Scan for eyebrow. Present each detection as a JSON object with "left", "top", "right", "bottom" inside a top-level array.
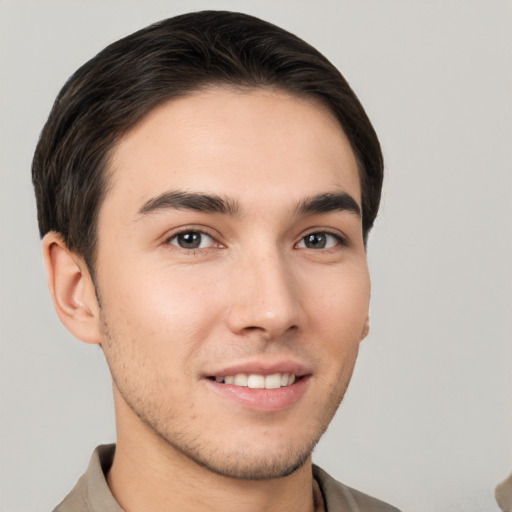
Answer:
[
  {"left": 137, "top": 190, "right": 360, "bottom": 219},
  {"left": 294, "top": 192, "right": 361, "bottom": 218},
  {"left": 138, "top": 191, "right": 241, "bottom": 217}
]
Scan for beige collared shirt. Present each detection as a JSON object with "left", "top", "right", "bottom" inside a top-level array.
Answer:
[{"left": 53, "top": 444, "right": 401, "bottom": 512}]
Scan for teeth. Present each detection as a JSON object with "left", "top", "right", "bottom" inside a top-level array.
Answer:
[
  {"left": 247, "top": 374, "right": 265, "bottom": 389},
  {"left": 214, "top": 372, "right": 298, "bottom": 389},
  {"left": 264, "top": 374, "right": 281, "bottom": 389},
  {"left": 234, "top": 374, "right": 248, "bottom": 386}
]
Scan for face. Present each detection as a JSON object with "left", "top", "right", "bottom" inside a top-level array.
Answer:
[{"left": 95, "top": 88, "right": 370, "bottom": 479}]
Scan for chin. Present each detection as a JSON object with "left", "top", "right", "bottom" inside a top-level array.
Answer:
[{"left": 170, "top": 439, "right": 315, "bottom": 480}]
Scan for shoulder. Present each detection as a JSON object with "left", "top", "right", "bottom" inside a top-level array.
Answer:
[
  {"left": 52, "top": 472, "right": 90, "bottom": 512},
  {"left": 495, "top": 472, "right": 512, "bottom": 512},
  {"left": 53, "top": 444, "right": 122, "bottom": 512},
  {"left": 313, "top": 465, "right": 401, "bottom": 512}
]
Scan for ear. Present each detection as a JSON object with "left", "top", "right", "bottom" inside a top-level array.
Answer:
[
  {"left": 360, "top": 315, "right": 370, "bottom": 341},
  {"left": 42, "top": 232, "right": 101, "bottom": 344}
]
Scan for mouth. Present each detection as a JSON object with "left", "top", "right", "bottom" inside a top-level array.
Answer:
[
  {"left": 204, "top": 361, "right": 310, "bottom": 412},
  {"left": 208, "top": 373, "right": 297, "bottom": 389}
]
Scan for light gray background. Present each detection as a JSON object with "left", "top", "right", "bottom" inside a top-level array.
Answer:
[{"left": 1, "top": 1, "right": 511, "bottom": 511}]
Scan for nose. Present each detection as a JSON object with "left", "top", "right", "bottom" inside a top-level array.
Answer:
[{"left": 225, "top": 248, "right": 303, "bottom": 339}]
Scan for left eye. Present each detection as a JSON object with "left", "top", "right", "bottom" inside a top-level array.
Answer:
[
  {"left": 168, "top": 231, "right": 214, "bottom": 250},
  {"left": 296, "top": 232, "right": 340, "bottom": 249}
]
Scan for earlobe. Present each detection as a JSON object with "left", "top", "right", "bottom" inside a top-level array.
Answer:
[
  {"left": 42, "top": 232, "right": 101, "bottom": 345},
  {"left": 360, "top": 316, "right": 370, "bottom": 341}
]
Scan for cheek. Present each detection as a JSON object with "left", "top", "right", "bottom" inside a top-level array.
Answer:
[
  {"left": 99, "top": 261, "right": 227, "bottom": 350},
  {"left": 303, "top": 264, "right": 370, "bottom": 343}
]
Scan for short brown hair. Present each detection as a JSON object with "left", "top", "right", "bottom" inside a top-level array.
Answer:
[{"left": 32, "top": 10, "right": 383, "bottom": 271}]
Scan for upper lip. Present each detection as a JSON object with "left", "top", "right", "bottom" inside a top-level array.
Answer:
[{"left": 206, "top": 359, "right": 311, "bottom": 378}]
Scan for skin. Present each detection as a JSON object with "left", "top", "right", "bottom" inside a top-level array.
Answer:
[{"left": 44, "top": 88, "right": 370, "bottom": 512}]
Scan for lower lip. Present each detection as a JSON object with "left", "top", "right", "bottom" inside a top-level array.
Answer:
[{"left": 204, "top": 376, "right": 310, "bottom": 412}]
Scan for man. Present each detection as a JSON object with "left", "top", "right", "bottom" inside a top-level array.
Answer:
[{"left": 32, "top": 10, "right": 400, "bottom": 512}]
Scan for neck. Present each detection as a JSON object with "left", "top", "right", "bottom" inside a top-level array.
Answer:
[{"left": 107, "top": 391, "right": 320, "bottom": 512}]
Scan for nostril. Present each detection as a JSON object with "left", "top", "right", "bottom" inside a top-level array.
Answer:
[{"left": 241, "top": 323, "right": 299, "bottom": 337}]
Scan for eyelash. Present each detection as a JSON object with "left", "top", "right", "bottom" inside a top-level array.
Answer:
[{"left": 165, "top": 228, "right": 347, "bottom": 253}]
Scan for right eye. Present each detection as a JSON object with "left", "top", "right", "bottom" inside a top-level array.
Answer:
[{"left": 167, "top": 231, "right": 215, "bottom": 250}]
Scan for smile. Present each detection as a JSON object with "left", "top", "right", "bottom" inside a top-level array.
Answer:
[{"left": 211, "top": 373, "right": 296, "bottom": 389}]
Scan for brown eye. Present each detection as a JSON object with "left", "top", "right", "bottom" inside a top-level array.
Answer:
[{"left": 169, "top": 231, "right": 214, "bottom": 249}]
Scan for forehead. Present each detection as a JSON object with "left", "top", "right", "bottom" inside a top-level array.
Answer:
[{"left": 104, "top": 87, "right": 361, "bottom": 215}]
